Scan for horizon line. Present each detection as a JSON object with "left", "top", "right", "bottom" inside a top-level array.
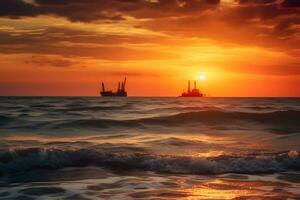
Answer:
[{"left": 0, "top": 95, "right": 299, "bottom": 98}]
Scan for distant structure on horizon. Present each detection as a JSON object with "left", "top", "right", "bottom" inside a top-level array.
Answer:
[
  {"left": 181, "top": 80, "right": 204, "bottom": 97},
  {"left": 100, "top": 77, "right": 127, "bottom": 97}
]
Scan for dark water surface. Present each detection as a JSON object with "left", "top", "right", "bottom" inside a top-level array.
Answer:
[{"left": 0, "top": 97, "right": 299, "bottom": 199}]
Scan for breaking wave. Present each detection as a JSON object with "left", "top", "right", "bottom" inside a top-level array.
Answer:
[{"left": 0, "top": 147, "right": 299, "bottom": 175}]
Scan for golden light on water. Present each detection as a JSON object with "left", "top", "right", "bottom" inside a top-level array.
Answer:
[
  {"left": 185, "top": 187, "right": 251, "bottom": 199},
  {"left": 194, "top": 151, "right": 225, "bottom": 158},
  {"left": 182, "top": 179, "right": 265, "bottom": 200}
]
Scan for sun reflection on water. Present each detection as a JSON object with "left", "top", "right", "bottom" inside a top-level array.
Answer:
[
  {"left": 178, "top": 179, "right": 277, "bottom": 199},
  {"left": 194, "top": 151, "right": 225, "bottom": 158}
]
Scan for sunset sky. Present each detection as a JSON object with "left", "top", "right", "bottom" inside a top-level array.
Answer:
[{"left": 0, "top": 0, "right": 300, "bottom": 96}]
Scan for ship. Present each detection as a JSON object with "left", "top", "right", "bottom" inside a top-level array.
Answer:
[
  {"left": 100, "top": 77, "right": 127, "bottom": 97},
  {"left": 181, "top": 80, "right": 204, "bottom": 97}
]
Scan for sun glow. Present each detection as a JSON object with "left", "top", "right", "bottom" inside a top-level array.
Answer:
[{"left": 199, "top": 74, "right": 206, "bottom": 81}]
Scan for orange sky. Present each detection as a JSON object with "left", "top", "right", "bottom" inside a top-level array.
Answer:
[{"left": 0, "top": 0, "right": 300, "bottom": 96}]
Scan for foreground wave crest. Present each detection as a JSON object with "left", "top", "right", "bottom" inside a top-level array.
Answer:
[{"left": 0, "top": 147, "right": 299, "bottom": 174}]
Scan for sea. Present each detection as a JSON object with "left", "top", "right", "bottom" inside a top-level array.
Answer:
[{"left": 0, "top": 97, "right": 299, "bottom": 199}]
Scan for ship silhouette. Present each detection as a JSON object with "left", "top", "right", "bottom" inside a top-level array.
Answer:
[
  {"left": 181, "top": 80, "right": 204, "bottom": 97},
  {"left": 100, "top": 77, "right": 127, "bottom": 97}
]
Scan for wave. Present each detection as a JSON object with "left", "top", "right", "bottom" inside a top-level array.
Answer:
[
  {"left": 1, "top": 110, "right": 300, "bottom": 132},
  {"left": 142, "top": 137, "right": 210, "bottom": 147},
  {"left": 142, "top": 106, "right": 222, "bottom": 114},
  {"left": 53, "top": 110, "right": 300, "bottom": 130},
  {"left": 55, "top": 105, "right": 132, "bottom": 112},
  {"left": 0, "top": 115, "right": 13, "bottom": 126},
  {"left": 0, "top": 147, "right": 299, "bottom": 174},
  {"left": 153, "top": 109, "right": 300, "bottom": 124}
]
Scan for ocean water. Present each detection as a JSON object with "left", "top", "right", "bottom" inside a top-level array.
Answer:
[{"left": 0, "top": 97, "right": 299, "bottom": 199}]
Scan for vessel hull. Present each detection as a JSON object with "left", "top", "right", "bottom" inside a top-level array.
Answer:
[{"left": 100, "top": 91, "right": 127, "bottom": 97}]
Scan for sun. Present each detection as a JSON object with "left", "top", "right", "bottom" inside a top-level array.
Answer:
[{"left": 199, "top": 74, "right": 206, "bottom": 81}]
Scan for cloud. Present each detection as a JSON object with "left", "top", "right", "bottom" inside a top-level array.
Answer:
[
  {"left": 1, "top": 0, "right": 298, "bottom": 51},
  {"left": 0, "top": 23, "right": 176, "bottom": 60},
  {"left": 224, "top": 63, "right": 300, "bottom": 75},
  {"left": 0, "top": 0, "right": 221, "bottom": 22},
  {"left": 0, "top": 0, "right": 39, "bottom": 19},
  {"left": 0, "top": 0, "right": 299, "bottom": 63},
  {"left": 282, "top": 0, "right": 300, "bottom": 8},
  {"left": 25, "top": 55, "right": 77, "bottom": 68},
  {"left": 0, "top": 0, "right": 124, "bottom": 22},
  {"left": 102, "top": 70, "right": 162, "bottom": 77},
  {"left": 237, "top": 0, "right": 277, "bottom": 5}
]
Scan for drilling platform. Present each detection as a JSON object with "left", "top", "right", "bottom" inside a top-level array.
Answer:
[
  {"left": 181, "top": 80, "right": 204, "bottom": 97},
  {"left": 100, "top": 77, "right": 127, "bottom": 97}
]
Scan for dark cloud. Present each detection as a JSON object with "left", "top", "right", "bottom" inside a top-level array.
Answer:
[
  {"left": 273, "top": 16, "right": 300, "bottom": 37},
  {"left": 125, "top": 0, "right": 220, "bottom": 19},
  {"left": 237, "top": 0, "right": 277, "bottom": 4},
  {"left": 0, "top": 0, "right": 124, "bottom": 22},
  {"left": 0, "top": 0, "right": 220, "bottom": 22},
  {"left": 228, "top": 4, "right": 296, "bottom": 21},
  {"left": 0, "top": 0, "right": 38, "bottom": 18},
  {"left": 282, "top": 0, "right": 300, "bottom": 8}
]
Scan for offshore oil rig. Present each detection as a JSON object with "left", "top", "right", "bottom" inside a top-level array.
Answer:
[
  {"left": 100, "top": 77, "right": 127, "bottom": 97},
  {"left": 181, "top": 80, "right": 204, "bottom": 97}
]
